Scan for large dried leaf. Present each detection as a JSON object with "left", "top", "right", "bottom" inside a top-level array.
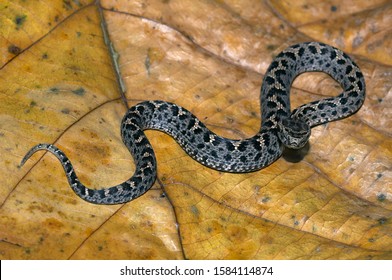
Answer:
[{"left": 0, "top": 0, "right": 391, "bottom": 259}]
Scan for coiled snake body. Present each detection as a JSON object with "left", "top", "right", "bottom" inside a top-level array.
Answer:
[{"left": 20, "top": 42, "right": 366, "bottom": 205}]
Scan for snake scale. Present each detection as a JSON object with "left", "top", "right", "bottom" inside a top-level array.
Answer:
[{"left": 20, "top": 42, "right": 365, "bottom": 205}]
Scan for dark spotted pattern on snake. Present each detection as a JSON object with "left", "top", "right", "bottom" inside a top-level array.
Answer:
[{"left": 20, "top": 42, "right": 366, "bottom": 204}]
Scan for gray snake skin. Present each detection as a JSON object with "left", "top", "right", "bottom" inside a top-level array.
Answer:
[{"left": 20, "top": 42, "right": 366, "bottom": 205}]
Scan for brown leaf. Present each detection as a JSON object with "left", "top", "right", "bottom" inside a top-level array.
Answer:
[{"left": 0, "top": 0, "right": 391, "bottom": 259}]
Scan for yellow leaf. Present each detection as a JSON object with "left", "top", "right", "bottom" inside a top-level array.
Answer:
[{"left": 0, "top": 0, "right": 391, "bottom": 259}]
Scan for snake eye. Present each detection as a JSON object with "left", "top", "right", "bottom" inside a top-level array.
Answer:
[{"left": 278, "top": 118, "right": 311, "bottom": 149}]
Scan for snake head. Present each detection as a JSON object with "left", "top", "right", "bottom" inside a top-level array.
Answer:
[{"left": 277, "top": 118, "right": 311, "bottom": 149}]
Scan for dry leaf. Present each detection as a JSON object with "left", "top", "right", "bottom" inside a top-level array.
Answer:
[{"left": 0, "top": 0, "right": 391, "bottom": 259}]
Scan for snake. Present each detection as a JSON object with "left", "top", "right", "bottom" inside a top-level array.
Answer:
[{"left": 20, "top": 42, "right": 366, "bottom": 205}]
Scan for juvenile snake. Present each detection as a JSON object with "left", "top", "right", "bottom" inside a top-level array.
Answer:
[{"left": 20, "top": 42, "right": 366, "bottom": 204}]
